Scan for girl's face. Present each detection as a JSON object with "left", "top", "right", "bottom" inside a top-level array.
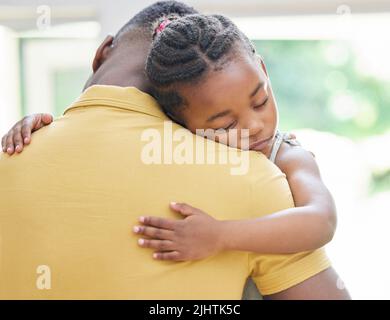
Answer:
[{"left": 177, "top": 53, "right": 279, "bottom": 156}]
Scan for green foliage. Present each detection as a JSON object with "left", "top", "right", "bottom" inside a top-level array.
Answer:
[
  {"left": 53, "top": 68, "right": 90, "bottom": 117},
  {"left": 253, "top": 40, "right": 390, "bottom": 139}
]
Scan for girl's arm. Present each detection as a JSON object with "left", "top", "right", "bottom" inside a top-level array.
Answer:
[
  {"left": 219, "top": 144, "right": 337, "bottom": 254},
  {"left": 133, "top": 144, "right": 337, "bottom": 261}
]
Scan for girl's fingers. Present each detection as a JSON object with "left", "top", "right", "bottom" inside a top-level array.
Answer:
[
  {"left": 21, "top": 123, "right": 32, "bottom": 145},
  {"left": 137, "top": 238, "right": 175, "bottom": 251},
  {"left": 33, "top": 113, "right": 53, "bottom": 130},
  {"left": 170, "top": 202, "right": 199, "bottom": 216},
  {"left": 1, "top": 134, "right": 6, "bottom": 152},
  {"left": 153, "top": 251, "right": 182, "bottom": 261},
  {"left": 139, "top": 216, "right": 176, "bottom": 230},
  {"left": 5, "top": 130, "right": 15, "bottom": 155},
  {"left": 13, "top": 128, "right": 24, "bottom": 153},
  {"left": 1, "top": 113, "right": 53, "bottom": 153},
  {"left": 20, "top": 113, "right": 52, "bottom": 145},
  {"left": 133, "top": 225, "right": 174, "bottom": 240},
  {"left": 41, "top": 113, "right": 54, "bottom": 126}
]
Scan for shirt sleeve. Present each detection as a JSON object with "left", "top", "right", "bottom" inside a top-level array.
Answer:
[
  {"left": 246, "top": 154, "right": 332, "bottom": 296},
  {"left": 249, "top": 248, "right": 331, "bottom": 296}
]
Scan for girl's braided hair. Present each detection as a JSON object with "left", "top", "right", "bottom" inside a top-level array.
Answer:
[{"left": 145, "top": 14, "right": 256, "bottom": 120}]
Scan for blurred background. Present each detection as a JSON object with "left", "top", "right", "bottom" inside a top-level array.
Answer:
[{"left": 0, "top": 0, "right": 389, "bottom": 299}]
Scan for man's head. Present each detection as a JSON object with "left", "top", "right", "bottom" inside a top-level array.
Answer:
[{"left": 84, "top": 1, "right": 198, "bottom": 92}]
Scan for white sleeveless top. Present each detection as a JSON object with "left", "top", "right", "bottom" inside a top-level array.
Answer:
[{"left": 268, "top": 131, "right": 301, "bottom": 163}]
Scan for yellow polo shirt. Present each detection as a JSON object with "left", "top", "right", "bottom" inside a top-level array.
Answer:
[{"left": 0, "top": 85, "right": 330, "bottom": 299}]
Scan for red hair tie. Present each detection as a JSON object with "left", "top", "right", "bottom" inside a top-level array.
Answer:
[{"left": 155, "top": 19, "right": 172, "bottom": 36}]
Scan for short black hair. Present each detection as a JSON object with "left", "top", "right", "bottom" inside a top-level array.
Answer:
[
  {"left": 114, "top": 1, "right": 198, "bottom": 43},
  {"left": 145, "top": 14, "right": 256, "bottom": 119}
]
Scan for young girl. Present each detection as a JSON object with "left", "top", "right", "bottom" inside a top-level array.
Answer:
[
  {"left": 1, "top": 14, "right": 337, "bottom": 262},
  {"left": 135, "top": 13, "right": 337, "bottom": 261}
]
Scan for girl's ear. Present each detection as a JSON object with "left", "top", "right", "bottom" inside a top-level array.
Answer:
[{"left": 256, "top": 54, "right": 269, "bottom": 78}]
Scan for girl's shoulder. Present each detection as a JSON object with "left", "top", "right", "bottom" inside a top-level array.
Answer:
[
  {"left": 273, "top": 133, "right": 316, "bottom": 174},
  {"left": 269, "top": 131, "right": 302, "bottom": 163}
]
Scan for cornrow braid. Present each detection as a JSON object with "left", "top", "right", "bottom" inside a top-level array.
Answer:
[
  {"left": 114, "top": 1, "right": 197, "bottom": 43},
  {"left": 145, "top": 14, "right": 256, "bottom": 119}
]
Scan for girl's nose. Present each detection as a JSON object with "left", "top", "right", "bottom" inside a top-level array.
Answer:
[{"left": 247, "top": 117, "right": 264, "bottom": 138}]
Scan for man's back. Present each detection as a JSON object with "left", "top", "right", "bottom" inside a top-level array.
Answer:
[{"left": 0, "top": 86, "right": 330, "bottom": 299}]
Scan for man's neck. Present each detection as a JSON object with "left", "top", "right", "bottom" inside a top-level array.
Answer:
[
  {"left": 85, "top": 64, "right": 151, "bottom": 94},
  {"left": 84, "top": 42, "right": 152, "bottom": 94},
  {"left": 87, "top": 74, "right": 149, "bottom": 93}
]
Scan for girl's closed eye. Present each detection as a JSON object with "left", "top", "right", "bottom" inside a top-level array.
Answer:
[
  {"left": 223, "top": 121, "right": 237, "bottom": 130},
  {"left": 215, "top": 120, "right": 237, "bottom": 131},
  {"left": 254, "top": 96, "right": 269, "bottom": 109}
]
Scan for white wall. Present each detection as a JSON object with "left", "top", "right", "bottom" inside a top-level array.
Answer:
[
  {"left": 0, "top": 26, "right": 20, "bottom": 136},
  {"left": 22, "top": 37, "right": 98, "bottom": 115}
]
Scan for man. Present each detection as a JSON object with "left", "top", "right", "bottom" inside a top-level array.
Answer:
[{"left": 0, "top": 1, "right": 350, "bottom": 299}]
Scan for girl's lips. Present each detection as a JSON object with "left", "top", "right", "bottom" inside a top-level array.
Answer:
[{"left": 249, "top": 136, "right": 273, "bottom": 151}]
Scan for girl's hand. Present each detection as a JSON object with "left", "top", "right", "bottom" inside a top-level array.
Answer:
[
  {"left": 133, "top": 202, "right": 224, "bottom": 261},
  {"left": 1, "top": 113, "right": 53, "bottom": 155}
]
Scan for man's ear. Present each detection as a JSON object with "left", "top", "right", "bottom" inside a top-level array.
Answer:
[
  {"left": 92, "top": 35, "right": 114, "bottom": 73},
  {"left": 256, "top": 54, "right": 269, "bottom": 78}
]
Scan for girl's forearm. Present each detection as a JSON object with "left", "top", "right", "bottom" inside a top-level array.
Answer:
[{"left": 218, "top": 206, "right": 336, "bottom": 254}]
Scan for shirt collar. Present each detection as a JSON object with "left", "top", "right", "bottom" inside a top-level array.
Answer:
[{"left": 64, "top": 85, "right": 167, "bottom": 119}]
